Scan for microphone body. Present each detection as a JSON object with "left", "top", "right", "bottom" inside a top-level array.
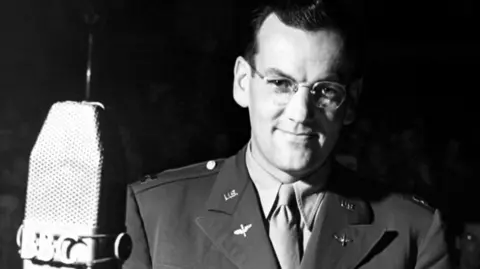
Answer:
[{"left": 17, "top": 101, "right": 131, "bottom": 268}]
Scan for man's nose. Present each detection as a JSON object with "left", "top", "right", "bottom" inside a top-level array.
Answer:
[{"left": 283, "top": 86, "right": 315, "bottom": 123}]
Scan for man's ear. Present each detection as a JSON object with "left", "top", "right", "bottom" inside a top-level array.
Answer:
[
  {"left": 343, "top": 77, "right": 363, "bottom": 125},
  {"left": 233, "top": 56, "right": 251, "bottom": 108}
]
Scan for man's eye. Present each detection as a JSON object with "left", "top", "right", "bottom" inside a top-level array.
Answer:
[
  {"left": 321, "top": 87, "right": 339, "bottom": 98},
  {"left": 266, "top": 79, "right": 293, "bottom": 92}
]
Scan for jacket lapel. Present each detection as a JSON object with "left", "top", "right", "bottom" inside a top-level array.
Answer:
[
  {"left": 195, "top": 147, "right": 278, "bottom": 269},
  {"left": 301, "top": 164, "right": 390, "bottom": 269}
]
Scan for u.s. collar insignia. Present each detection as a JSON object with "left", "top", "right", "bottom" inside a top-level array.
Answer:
[
  {"left": 340, "top": 200, "right": 355, "bottom": 211},
  {"left": 224, "top": 189, "right": 238, "bottom": 201}
]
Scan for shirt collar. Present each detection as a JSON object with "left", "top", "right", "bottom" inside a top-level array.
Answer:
[
  {"left": 245, "top": 141, "right": 330, "bottom": 230},
  {"left": 245, "top": 142, "right": 281, "bottom": 219}
]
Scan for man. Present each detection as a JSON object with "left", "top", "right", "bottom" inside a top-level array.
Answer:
[{"left": 124, "top": 1, "right": 451, "bottom": 268}]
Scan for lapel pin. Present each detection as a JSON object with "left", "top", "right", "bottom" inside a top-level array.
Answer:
[
  {"left": 340, "top": 200, "right": 355, "bottom": 211},
  {"left": 223, "top": 189, "right": 238, "bottom": 201},
  {"left": 234, "top": 224, "right": 252, "bottom": 237},
  {"left": 334, "top": 234, "right": 352, "bottom": 247}
]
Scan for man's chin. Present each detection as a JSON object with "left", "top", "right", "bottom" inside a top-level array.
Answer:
[{"left": 276, "top": 158, "right": 321, "bottom": 177}]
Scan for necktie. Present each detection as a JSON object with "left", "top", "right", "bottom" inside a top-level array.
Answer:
[{"left": 269, "top": 184, "right": 301, "bottom": 269}]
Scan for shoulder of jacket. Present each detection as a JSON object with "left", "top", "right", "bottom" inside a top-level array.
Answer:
[
  {"left": 407, "top": 195, "right": 435, "bottom": 212},
  {"left": 371, "top": 192, "right": 436, "bottom": 214},
  {"left": 130, "top": 158, "right": 225, "bottom": 194},
  {"left": 399, "top": 194, "right": 436, "bottom": 214}
]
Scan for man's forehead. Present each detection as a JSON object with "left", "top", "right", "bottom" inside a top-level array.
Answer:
[
  {"left": 255, "top": 13, "right": 345, "bottom": 79},
  {"left": 257, "top": 14, "right": 294, "bottom": 41}
]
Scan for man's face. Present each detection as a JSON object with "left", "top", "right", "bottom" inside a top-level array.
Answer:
[
  {"left": 459, "top": 223, "right": 480, "bottom": 268},
  {"left": 234, "top": 14, "right": 358, "bottom": 181}
]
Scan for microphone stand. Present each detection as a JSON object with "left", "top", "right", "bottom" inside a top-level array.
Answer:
[{"left": 84, "top": 12, "right": 99, "bottom": 101}]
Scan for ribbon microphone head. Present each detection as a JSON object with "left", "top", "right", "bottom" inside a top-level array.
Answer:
[{"left": 18, "top": 101, "right": 131, "bottom": 268}]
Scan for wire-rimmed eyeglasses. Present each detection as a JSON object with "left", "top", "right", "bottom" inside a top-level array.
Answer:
[{"left": 247, "top": 62, "right": 347, "bottom": 110}]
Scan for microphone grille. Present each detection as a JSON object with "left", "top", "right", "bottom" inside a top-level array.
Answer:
[{"left": 25, "top": 101, "right": 105, "bottom": 227}]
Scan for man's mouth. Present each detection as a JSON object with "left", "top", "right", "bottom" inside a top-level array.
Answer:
[{"left": 279, "top": 129, "right": 318, "bottom": 137}]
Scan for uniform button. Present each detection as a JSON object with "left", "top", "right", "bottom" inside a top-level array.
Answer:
[{"left": 206, "top": 160, "right": 216, "bottom": 170}]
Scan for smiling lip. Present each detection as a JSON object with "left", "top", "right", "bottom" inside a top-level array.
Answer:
[{"left": 279, "top": 129, "right": 317, "bottom": 137}]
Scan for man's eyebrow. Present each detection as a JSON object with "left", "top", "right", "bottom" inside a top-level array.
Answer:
[
  {"left": 264, "top": 67, "right": 341, "bottom": 83},
  {"left": 263, "top": 67, "right": 296, "bottom": 81}
]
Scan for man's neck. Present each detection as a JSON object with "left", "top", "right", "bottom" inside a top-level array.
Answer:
[{"left": 249, "top": 141, "right": 331, "bottom": 187}]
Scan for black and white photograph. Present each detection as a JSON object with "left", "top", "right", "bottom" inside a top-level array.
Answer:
[{"left": 0, "top": 0, "right": 478, "bottom": 268}]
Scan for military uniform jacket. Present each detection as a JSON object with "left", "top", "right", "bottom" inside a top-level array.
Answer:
[{"left": 124, "top": 146, "right": 450, "bottom": 269}]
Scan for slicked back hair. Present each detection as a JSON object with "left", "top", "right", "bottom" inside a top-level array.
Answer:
[{"left": 244, "top": 0, "right": 366, "bottom": 82}]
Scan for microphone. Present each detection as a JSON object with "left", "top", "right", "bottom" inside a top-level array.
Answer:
[{"left": 17, "top": 101, "right": 132, "bottom": 268}]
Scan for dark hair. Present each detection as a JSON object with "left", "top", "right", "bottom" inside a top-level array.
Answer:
[{"left": 244, "top": 0, "right": 366, "bottom": 81}]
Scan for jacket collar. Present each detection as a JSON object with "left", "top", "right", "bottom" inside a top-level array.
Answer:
[
  {"left": 300, "top": 162, "right": 393, "bottom": 269},
  {"left": 196, "top": 145, "right": 279, "bottom": 269}
]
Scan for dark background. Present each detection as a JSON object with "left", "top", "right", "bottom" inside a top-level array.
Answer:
[
  {"left": 0, "top": 0, "right": 478, "bottom": 267},
  {"left": 1, "top": 0, "right": 478, "bottom": 173}
]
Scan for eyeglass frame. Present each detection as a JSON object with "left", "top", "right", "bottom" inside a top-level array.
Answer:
[{"left": 246, "top": 61, "right": 348, "bottom": 110}]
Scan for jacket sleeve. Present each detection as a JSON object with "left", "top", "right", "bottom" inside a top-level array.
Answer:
[
  {"left": 123, "top": 185, "right": 152, "bottom": 269},
  {"left": 415, "top": 209, "right": 452, "bottom": 269}
]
